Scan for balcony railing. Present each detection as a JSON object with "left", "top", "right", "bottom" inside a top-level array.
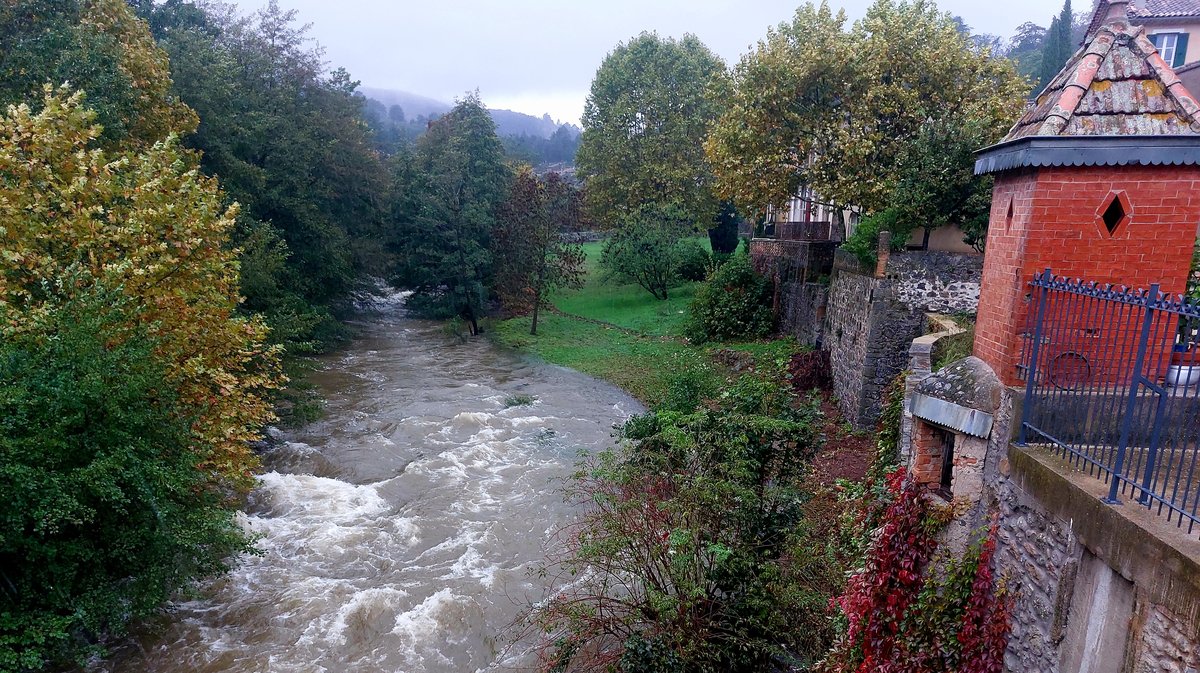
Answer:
[{"left": 764, "top": 221, "right": 833, "bottom": 241}]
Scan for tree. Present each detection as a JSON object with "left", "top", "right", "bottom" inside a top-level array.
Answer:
[
  {"left": 395, "top": 93, "right": 510, "bottom": 335},
  {"left": 0, "top": 0, "right": 196, "bottom": 147},
  {"left": 0, "top": 89, "right": 281, "bottom": 492},
  {"left": 576, "top": 32, "right": 728, "bottom": 229},
  {"left": 704, "top": 3, "right": 855, "bottom": 218},
  {"left": 529, "top": 387, "right": 838, "bottom": 672},
  {"left": 1038, "top": 0, "right": 1074, "bottom": 89},
  {"left": 684, "top": 254, "right": 774, "bottom": 344},
  {"left": 707, "top": 1, "right": 1025, "bottom": 236},
  {"left": 492, "top": 168, "right": 587, "bottom": 335},
  {"left": 0, "top": 289, "right": 254, "bottom": 670},
  {"left": 600, "top": 205, "right": 691, "bottom": 300},
  {"left": 141, "top": 0, "right": 389, "bottom": 351}
]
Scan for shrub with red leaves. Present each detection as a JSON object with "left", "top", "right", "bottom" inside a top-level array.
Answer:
[
  {"left": 820, "top": 469, "right": 1012, "bottom": 673},
  {"left": 787, "top": 349, "right": 831, "bottom": 392}
]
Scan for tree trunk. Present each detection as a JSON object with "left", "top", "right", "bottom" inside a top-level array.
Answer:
[{"left": 530, "top": 302, "right": 540, "bottom": 336}]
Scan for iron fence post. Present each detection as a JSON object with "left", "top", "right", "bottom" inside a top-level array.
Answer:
[
  {"left": 1019, "top": 269, "right": 1054, "bottom": 446},
  {"left": 1106, "top": 283, "right": 1161, "bottom": 505}
]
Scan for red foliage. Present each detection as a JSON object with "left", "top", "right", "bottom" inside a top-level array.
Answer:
[
  {"left": 957, "top": 527, "right": 1013, "bottom": 673},
  {"left": 830, "top": 468, "right": 940, "bottom": 673},
  {"left": 787, "top": 349, "right": 832, "bottom": 392},
  {"left": 822, "top": 469, "right": 1012, "bottom": 673}
]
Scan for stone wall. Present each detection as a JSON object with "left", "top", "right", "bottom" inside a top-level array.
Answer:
[
  {"left": 751, "top": 238, "right": 838, "bottom": 347},
  {"left": 779, "top": 281, "right": 828, "bottom": 347},
  {"left": 885, "top": 251, "right": 983, "bottom": 314},
  {"left": 962, "top": 388, "right": 1200, "bottom": 673},
  {"left": 825, "top": 267, "right": 928, "bottom": 428}
]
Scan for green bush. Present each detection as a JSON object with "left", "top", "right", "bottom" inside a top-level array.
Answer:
[
  {"left": 659, "top": 364, "right": 721, "bottom": 413},
  {"left": 0, "top": 294, "right": 253, "bottom": 670},
  {"left": 840, "top": 207, "right": 904, "bottom": 266},
  {"left": 673, "top": 239, "right": 712, "bottom": 281},
  {"left": 684, "top": 254, "right": 774, "bottom": 344},
  {"left": 535, "top": 398, "right": 839, "bottom": 672}
]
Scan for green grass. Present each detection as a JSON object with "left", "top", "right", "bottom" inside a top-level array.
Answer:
[
  {"left": 493, "top": 238, "right": 805, "bottom": 408},
  {"left": 493, "top": 313, "right": 712, "bottom": 404},
  {"left": 550, "top": 239, "right": 708, "bottom": 336}
]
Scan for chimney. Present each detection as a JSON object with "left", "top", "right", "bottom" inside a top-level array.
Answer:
[{"left": 1105, "top": 0, "right": 1129, "bottom": 22}]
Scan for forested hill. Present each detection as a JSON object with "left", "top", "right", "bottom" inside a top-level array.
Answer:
[{"left": 358, "top": 86, "right": 582, "bottom": 165}]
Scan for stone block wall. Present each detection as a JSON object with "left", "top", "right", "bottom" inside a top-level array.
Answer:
[
  {"left": 885, "top": 251, "right": 983, "bottom": 314},
  {"left": 962, "top": 388, "right": 1200, "bottom": 673},
  {"left": 779, "top": 281, "right": 828, "bottom": 347},
  {"left": 825, "top": 249, "right": 982, "bottom": 428}
]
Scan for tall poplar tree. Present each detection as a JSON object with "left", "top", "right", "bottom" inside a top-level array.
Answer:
[{"left": 1038, "top": 0, "right": 1075, "bottom": 89}]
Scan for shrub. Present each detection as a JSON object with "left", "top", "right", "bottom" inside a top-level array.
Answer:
[
  {"left": 532, "top": 401, "right": 839, "bottom": 672},
  {"left": 0, "top": 292, "right": 253, "bottom": 670},
  {"left": 659, "top": 364, "right": 721, "bottom": 413},
  {"left": 684, "top": 254, "right": 774, "bottom": 344},
  {"left": 674, "top": 239, "right": 712, "bottom": 281},
  {"left": 600, "top": 205, "right": 689, "bottom": 300},
  {"left": 788, "top": 350, "right": 832, "bottom": 392}
]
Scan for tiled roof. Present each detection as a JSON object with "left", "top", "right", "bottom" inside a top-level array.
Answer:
[
  {"left": 1129, "top": 0, "right": 1200, "bottom": 19},
  {"left": 1004, "top": 11, "right": 1200, "bottom": 141},
  {"left": 1086, "top": 1, "right": 1200, "bottom": 44}
]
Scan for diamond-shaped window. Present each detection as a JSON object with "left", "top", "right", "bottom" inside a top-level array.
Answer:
[{"left": 1098, "top": 192, "right": 1132, "bottom": 237}]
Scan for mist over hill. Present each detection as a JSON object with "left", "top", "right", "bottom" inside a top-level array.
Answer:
[{"left": 359, "top": 86, "right": 580, "bottom": 139}]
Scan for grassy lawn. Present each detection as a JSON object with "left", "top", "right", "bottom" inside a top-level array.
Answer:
[
  {"left": 491, "top": 312, "right": 713, "bottom": 404},
  {"left": 493, "top": 237, "right": 807, "bottom": 407},
  {"left": 550, "top": 239, "right": 708, "bottom": 336}
]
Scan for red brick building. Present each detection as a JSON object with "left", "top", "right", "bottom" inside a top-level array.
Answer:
[{"left": 973, "top": 0, "right": 1200, "bottom": 386}]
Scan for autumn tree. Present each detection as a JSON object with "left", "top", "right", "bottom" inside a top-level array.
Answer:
[
  {"left": 707, "top": 0, "right": 1026, "bottom": 240},
  {"left": 393, "top": 93, "right": 510, "bottom": 335},
  {"left": 492, "top": 169, "right": 587, "bottom": 335},
  {"left": 704, "top": 3, "right": 852, "bottom": 222},
  {"left": 0, "top": 89, "right": 281, "bottom": 491},
  {"left": 576, "top": 32, "right": 729, "bottom": 230},
  {"left": 136, "top": 0, "right": 389, "bottom": 350},
  {"left": 0, "top": 0, "right": 196, "bottom": 147}
]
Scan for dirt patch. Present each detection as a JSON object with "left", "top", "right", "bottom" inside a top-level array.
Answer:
[{"left": 810, "top": 394, "right": 875, "bottom": 484}]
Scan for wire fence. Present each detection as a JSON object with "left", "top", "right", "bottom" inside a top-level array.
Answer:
[{"left": 1019, "top": 269, "right": 1200, "bottom": 535}]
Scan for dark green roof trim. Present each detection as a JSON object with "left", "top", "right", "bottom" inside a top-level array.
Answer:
[{"left": 975, "top": 135, "right": 1200, "bottom": 175}]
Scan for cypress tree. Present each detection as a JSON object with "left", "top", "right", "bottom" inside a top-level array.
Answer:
[{"left": 1038, "top": 0, "right": 1075, "bottom": 89}]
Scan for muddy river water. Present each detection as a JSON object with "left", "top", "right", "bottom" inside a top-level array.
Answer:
[{"left": 99, "top": 294, "right": 640, "bottom": 673}]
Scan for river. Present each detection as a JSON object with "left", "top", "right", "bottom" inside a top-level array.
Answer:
[{"left": 98, "top": 293, "right": 641, "bottom": 673}]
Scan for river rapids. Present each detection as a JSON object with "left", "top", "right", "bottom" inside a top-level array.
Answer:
[{"left": 97, "top": 293, "right": 641, "bottom": 673}]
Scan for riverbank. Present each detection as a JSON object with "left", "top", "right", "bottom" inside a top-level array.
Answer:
[{"left": 491, "top": 240, "right": 786, "bottom": 406}]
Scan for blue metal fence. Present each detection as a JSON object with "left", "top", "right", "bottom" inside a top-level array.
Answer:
[{"left": 1019, "top": 269, "right": 1200, "bottom": 535}]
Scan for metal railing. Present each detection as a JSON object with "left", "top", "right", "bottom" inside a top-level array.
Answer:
[
  {"left": 764, "top": 221, "right": 833, "bottom": 241},
  {"left": 1019, "top": 269, "right": 1200, "bottom": 535}
]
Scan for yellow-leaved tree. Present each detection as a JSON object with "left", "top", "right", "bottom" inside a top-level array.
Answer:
[{"left": 0, "top": 88, "right": 280, "bottom": 492}]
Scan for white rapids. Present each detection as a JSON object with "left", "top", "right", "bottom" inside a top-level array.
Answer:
[{"left": 97, "top": 294, "right": 640, "bottom": 673}]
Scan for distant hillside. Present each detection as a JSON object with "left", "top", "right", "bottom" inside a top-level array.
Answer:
[
  {"left": 359, "top": 86, "right": 580, "bottom": 140},
  {"left": 358, "top": 87, "right": 450, "bottom": 120}
]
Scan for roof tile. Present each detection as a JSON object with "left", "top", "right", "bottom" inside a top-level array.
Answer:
[{"left": 1001, "top": 13, "right": 1200, "bottom": 141}]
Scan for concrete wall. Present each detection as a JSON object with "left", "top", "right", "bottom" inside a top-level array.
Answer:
[{"left": 960, "top": 388, "right": 1200, "bottom": 673}]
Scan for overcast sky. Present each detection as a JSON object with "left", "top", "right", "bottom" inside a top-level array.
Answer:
[{"left": 253, "top": 0, "right": 1074, "bottom": 124}]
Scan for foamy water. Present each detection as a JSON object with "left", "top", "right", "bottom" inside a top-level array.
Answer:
[{"left": 97, "top": 295, "right": 640, "bottom": 673}]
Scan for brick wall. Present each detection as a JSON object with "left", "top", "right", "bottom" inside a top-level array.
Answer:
[{"left": 975, "top": 165, "right": 1200, "bottom": 385}]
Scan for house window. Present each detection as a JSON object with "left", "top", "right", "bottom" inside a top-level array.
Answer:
[{"left": 1150, "top": 32, "right": 1189, "bottom": 68}]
